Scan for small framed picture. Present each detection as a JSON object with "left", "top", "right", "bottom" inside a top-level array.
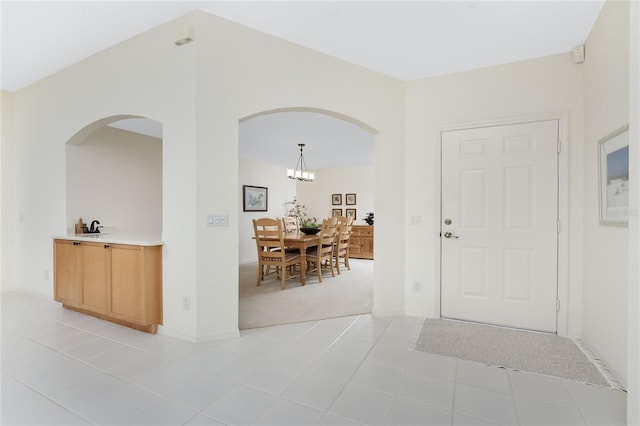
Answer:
[
  {"left": 346, "top": 193, "right": 356, "bottom": 205},
  {"left": 243, "top": 185, "right": 268, "bottom": 212},
  {"left": 332, "top": 208, "right": 343, "bottom": 217},
  {"left": 332, "top": 194, "right": 342, "bottom": 205},
  {"left": 346, "top": 208, "right": 357, "bottom": 219},
  {"left": 599, "top": 125, "right": 629, "bottom": 226}
]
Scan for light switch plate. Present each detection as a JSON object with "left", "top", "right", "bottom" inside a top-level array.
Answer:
[{"left": 207, "top": 213, "right": 228, "bottom": 226}]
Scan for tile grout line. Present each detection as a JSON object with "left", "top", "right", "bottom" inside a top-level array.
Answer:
[
  {"left": 247, "top": 314, "right": 368, "bottom": 424},
  {"left": 1, "top": 368, "right": 96, "bottom": 425},
  {"left": 273, "top": 314, "right": 394, "bottom": 422},
  {"left": 12, "top": 314, "right": 233, "bottom": 423},
  {"left": 323, "top": 316, "right": 412, "bottom": 424}
]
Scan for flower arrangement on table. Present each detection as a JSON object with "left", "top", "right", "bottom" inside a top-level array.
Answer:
[
  {"left": 300, "top": 219, "right": 319, "bottom": 229},
  {"left": 285, "top": 197, "right": 318, "bottom": 232},
  {"left": 363, "top": 212, "right": 374, "bottom": 225}
]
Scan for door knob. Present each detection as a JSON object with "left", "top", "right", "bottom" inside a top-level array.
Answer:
[{"left": 443, "top": 232, "right": 459, "bottom": 239}]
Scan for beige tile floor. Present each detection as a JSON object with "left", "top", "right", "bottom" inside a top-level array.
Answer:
[{"left": 1, "top": 291, "right": 627, "bottom": 425}]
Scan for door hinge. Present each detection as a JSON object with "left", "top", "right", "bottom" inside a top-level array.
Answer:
[
  {"left": 557, "top": 220, "right": 561, "bottom": 233},
  {"left": 556, "top": 299, "right": 561, "bottom": 312},
  {"left": 557, "top": 141, "right": 562, "bottom": 153}
]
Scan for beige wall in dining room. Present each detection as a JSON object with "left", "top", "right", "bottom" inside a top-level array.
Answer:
[
  {"left": 296, "top": 164, "right": 374, "bottom": 226},
  {"left": 239, "top": 156, "right": 296, "bottom": 264},
  {"left": 238, "top": 159, "right": 373, "bottom": 264}
]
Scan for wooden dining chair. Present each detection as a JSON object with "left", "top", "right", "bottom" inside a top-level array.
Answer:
[
  {"left": 306, "top": 218, "right": 338, "bottom": 282},
  {"left": 282, "top": 216, "right": 300, "bottom": 233},
  {"left": 333, "top": 223, "right": 352, "bottom": 274},
  {"left": 323, "top": 216, "right": 339, "bottom": 237},
  {"left": 281, "top": 216, "right": 302, "bottom": 260},
  {"left": 336, "top": 216, "right": 353, "bottom": 231},
  {"left": 253, "top": 218, "right": 301, "bottom": 289},
  {"left": 315, "top": 216, "right": 339, "bottom": 267}
]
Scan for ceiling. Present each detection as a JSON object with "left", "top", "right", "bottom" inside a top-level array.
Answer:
[{"left": 1, "top": 1, "right": 605, "bottom": 168}]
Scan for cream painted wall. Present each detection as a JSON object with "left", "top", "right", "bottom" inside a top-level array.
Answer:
[
  {"left": 627, "top": 1, "right": 639, "bottom": 421},
  {"left": 296, "top": 165, "right": 374, "bottom": 226},
  {"left": 1, "top": 90, "right": 17, "bottom": 291},
  {"left": 582, "top": 0, "right": 630, "bottom": 385},
  {"left": 3, "top": 11, "right": 406, "bottom": 341},
  {"left": 405, "top": 54, "right": 584, "bottom": 326},
  {"left": 66, "top": 126, "right": 162, "bottom": 234},
  {"left": 6, "top": 14, "right": 200, "bottom": 338},
  {"left": 192, "top": 12, "right": 406, "bottom": 338},
  {"left": 239, "top": 156, "right": 296, "bottom": 264}
]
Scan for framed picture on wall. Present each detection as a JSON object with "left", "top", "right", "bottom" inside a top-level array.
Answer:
[
  {"left": 346, "top": 193, "right": 356, "bottom": 205},
  {"left": 346, "top": 208, "right": 357, "bottom": 219},
  {"left": 243, "top": 185, "right": 268, "bottom": 212},
  {"left": 332, "top": 208, "right": 343, "bottom": 217},
  {"left": 599, "top": 125, "right": 629, "bottom": 226},
  {"left": 332, "top": 194, "right": 342, "bottom": 205}
]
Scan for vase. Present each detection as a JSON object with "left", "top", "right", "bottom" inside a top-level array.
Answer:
[{"left": 300, "top": 227, "right": 321, "bottom": 235}]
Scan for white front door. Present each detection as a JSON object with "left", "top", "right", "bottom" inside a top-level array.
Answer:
[{"left": 441, "top": 120, "right": 559, "bottom": 332}]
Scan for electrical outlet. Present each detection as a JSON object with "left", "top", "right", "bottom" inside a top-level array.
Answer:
[
  {"left": 409, "top": 214, "right": 423, "bottom": 225},
  {"left": 44, "top": 270, "right": 50, "bottom": 280},
  {"left": 413, "top": 281, "right": 422, "bottom": 292},
  {"left": 182, "top": 296, "right": 191, "bottom": 310}
]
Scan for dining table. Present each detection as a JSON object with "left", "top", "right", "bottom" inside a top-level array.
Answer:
[{"left": 282, "top": 232, "right": 320, "bottom": 285}]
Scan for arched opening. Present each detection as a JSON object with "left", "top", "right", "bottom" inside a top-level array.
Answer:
[
  {"left": 65, "top": 115, "right": 163, "bottom": 235},
  {"left": 238, "top": 107, "right": 377, "bottom": 329}
]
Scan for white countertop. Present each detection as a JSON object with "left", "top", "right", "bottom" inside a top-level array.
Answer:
[{"left": 53, "top": 233, "right": 164, "bottom": 246}]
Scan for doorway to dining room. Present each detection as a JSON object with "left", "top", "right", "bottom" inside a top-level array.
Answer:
[{"left": 238, "top": 108, "right": 376, "bottom": 329}]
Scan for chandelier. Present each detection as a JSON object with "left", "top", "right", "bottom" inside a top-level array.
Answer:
[{"left": 287, "top": 143, "right": 315, "bottom": 181}]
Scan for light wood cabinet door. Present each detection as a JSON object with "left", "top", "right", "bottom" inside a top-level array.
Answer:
[
  {"left": 53, "top": 240, "right": 81, "bottom": 307},
  {"left": 80, "top": 242, "right": 110, "bottom": 314},
  {"left": 361, "top": 234, "right": 374, "bottom": 257},
  {"left": 110, "top": 244, "right": 162, "bottom": 327},
  {"left": 110, "top": 244, "right": 144, "bottom": 322},
  {"left": 350, "top": 225, "right": 374, "bottom": 259}
]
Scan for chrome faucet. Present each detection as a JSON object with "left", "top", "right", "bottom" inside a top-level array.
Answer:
[{"left": 89, "top": 220, "right": 101, "bottom": 233}]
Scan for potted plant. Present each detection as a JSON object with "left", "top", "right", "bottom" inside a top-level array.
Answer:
[
  {"left": 363, "top": 212, "right": 374, "bottom": 225},
  {"left": 300, "top": 218, "right": 321, "bottom": 234}
]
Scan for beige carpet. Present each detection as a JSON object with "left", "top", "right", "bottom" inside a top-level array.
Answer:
[
  {"left": 239, "top": 258, "right": 373, "bottom": 330},
  {"left": 413, "top": 318, "right": 613, "bottom": 387}
]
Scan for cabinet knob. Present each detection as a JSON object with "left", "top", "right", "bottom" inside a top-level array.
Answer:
[{"left": 104, "top": 244, "right": 110, "bottom": 249}]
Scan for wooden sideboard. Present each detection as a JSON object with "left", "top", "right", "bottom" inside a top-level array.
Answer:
[{"left": 350, "top": 225, "right": 374, "bottom": 259}]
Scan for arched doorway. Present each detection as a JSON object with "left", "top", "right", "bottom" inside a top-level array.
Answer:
[
  {"left": 65, "top": 116, "right": 163, "bottom": 235},
  {"left": 238, "top": 108, "right": 377, "bottom": 329}
]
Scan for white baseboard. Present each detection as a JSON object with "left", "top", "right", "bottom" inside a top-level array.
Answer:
[
  {"left": 158, "top": 326, "right": 240, "bottom": 343},
  {"left": 371, "top": 308, "right": 405, "bottom": 318}
]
